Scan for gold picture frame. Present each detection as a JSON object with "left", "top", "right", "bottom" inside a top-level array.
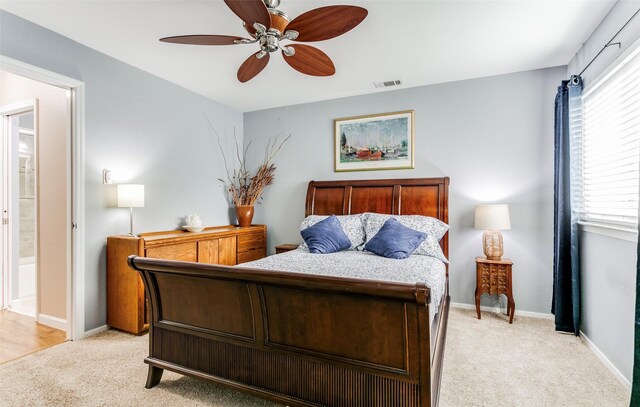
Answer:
[{"left": 334, "top": 110, "right": 415, "bottom": 172}]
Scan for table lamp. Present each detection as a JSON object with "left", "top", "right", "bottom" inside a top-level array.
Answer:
[
  {"left": 474, "top": 204, "right": 511, "bottom": 261},
  {"left": 117, "top": 184, "right": 144, "bottom": 236}
]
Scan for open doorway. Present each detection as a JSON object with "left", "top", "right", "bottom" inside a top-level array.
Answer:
[
  {"left": 0, "top": 70, "right": 72, "bottom": 362},
  {"left": 0, "top": 56, "right": 86, "bottom": 344}
]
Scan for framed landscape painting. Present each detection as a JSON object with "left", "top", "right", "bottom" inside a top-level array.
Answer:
[{"left": 334, "top": 110, "right": 414, "bottom": 172}]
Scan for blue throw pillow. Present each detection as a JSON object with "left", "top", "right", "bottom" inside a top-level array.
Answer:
[
  {"left": 301, "top": 215, "right": 351, "bottom": 254},
  {"left": 364, "top": 218, "right": 427, "bottom": 259}
]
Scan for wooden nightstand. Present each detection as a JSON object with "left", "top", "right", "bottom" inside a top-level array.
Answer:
[
  {"left": 475, "top": 257, "right": 515, "bottom": 324},
  {"left": 275, "top": 243, "right": 299, "bottom": 254}
]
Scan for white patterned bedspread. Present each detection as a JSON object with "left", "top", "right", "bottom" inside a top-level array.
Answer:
[{"left": 240, "top": 247, "right": 447, "bottom": 323}]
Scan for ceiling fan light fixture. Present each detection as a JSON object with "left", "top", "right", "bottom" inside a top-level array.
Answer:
[{"left": 259, "top": 34, "right": 280, "bottom": 52}]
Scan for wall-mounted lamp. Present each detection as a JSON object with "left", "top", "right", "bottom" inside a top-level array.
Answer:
[
  {"left": 117, "top": 184, "right": 144, "bottom": 236},
  {"left": 474, "top": 204, "right": 511, "bottom": 261}
]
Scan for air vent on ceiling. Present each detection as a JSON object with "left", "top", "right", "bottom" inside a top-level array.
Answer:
[{"left": 374, "top": 80, "right": 403, "bottom": 89}]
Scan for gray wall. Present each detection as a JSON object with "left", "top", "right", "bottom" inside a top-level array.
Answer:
[
  {"left": 1, "top": 10, "right": 243, "bottom": 331},
  {"left": 567, "top": 0, "right": 640, "bottom": 384},
  {"left": 580, "top": 232, "right": 636, "bottom": 383},
  {"left": 244, "top": 66, "right": 566, "bottom": 314}
]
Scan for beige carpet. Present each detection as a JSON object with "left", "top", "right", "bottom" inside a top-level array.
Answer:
[
  {"left": 0, "top": 308, "right": 629, "bottom": 406},
  {"left": 439, "top": 309, "right": 629, "bottom": 407}
]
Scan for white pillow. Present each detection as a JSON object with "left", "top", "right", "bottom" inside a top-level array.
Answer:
[
  {"left": 300, "top": 214, "right": 365, "bottom": 251},
  {"left": 363, "top": 213, "right": 449, "bottom": 263}
]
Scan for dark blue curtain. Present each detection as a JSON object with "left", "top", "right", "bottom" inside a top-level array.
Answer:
[
  {"left": 631, "top": 225, "right": 640, "bottom": 405},
  {"left": 552, "top": 76, "right": 582, "bottom": 335}
]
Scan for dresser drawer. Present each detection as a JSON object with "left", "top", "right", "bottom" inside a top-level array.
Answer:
[
  {"left": 238, "top": 233, "right": 266, "bottom": 252},
  {"left": 146, "top": 242, "right": 197, "bottom": 262},
  {"left": 238, "top": 248, "right": 267, "bottom": 264}
]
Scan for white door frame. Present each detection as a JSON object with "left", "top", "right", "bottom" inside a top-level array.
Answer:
[
  {"left": 1, "top": 56, "right": 86, "bottom": 340},
  {"left": 1, "top": 99, "right": 39, "bottom": 320}
]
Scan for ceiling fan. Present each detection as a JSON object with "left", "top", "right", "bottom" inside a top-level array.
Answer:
[{"left": 160, "top": 0, "right": 368, "bottom": 83}]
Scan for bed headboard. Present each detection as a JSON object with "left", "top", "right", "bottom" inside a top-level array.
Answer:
[{"left": 305, "top": 177, "right": 450, "bottom": 258}]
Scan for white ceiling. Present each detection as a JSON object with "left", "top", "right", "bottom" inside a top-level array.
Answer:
[{"left": 1, "top": 0, "right": 615, "bottom": 112}]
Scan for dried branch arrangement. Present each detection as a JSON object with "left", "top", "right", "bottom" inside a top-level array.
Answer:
[{"left": 207, "top": 117, "right": 290, "bottom": 207}]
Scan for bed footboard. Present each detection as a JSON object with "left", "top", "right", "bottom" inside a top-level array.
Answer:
[{"left": 130, "top": 255, "right": 443, "bottom": 407}]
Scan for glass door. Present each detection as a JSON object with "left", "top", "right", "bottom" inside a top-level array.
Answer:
[{"left": 1, "top": 107, "right": 37, "bottom": 317}]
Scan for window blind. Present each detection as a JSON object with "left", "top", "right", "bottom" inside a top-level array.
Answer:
[{"left": 579, "top": 46, "right": 640, "bottom": 227}]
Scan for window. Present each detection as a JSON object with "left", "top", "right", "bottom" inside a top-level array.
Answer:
[{"left": 578, "top": 46, "right": 640, "bottom": 229}]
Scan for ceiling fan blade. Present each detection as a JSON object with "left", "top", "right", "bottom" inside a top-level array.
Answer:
[
  {"left": 159, "top": 35, "right": 249, "bottom": 45},
  {"left": 282, "top": 45, "right": 335, "bottom": 77},
  {"left": 237, "top": 51, "right": 270, "bottom": 82},
  {"left": 286, "top": 6, "right": 368, "bottom": 42},
  {"left": 224, "top": 0, "right": 270, "bottom": 35}
]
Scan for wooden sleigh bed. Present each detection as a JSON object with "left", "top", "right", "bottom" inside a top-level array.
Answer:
[{"left": 129, "top": 177, "right": 451, "bottom": 406}]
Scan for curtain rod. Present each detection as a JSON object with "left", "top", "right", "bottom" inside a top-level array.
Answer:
[{"left": 577, "top": 7, "right": 640, "bottom": 78}]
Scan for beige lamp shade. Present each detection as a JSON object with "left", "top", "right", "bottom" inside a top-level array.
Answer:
[
  {"left": 117, "top": 184, "right": 145, "bottom": 208},
  {"left": 474, "top": 204, "right": 511, "bottom": 230},
  {"left": 474, "top": 204, "right": 510, "bottom": 261}
]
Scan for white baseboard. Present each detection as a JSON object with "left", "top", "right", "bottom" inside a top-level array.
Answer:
[
  {"left": 38, "top": 313, "right": 67, "bottom": 331},
  {"left": 10, "top": 297, "right": 34, "bottom": 308},
  {"left": 84, "top": 324, "right": 109, "bottom": 338},
  {"left": 579, "top": 330, "right": 631, "bottom": 391},
  {"left": 450, "top": 302, "right": 554, "bottom": 320},
  {"left": 8, "top": 304, "right": 36, "bottom": 319}
]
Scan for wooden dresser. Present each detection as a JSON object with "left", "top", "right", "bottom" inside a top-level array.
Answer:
[{"left": 107, "top": 225, "right": 266, "bottom": 334}]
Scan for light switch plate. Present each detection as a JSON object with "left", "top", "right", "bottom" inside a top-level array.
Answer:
[{"left": 103, "top": 169, "right": 112, "bottom": 184}]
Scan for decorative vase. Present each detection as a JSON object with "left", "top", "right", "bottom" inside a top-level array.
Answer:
[{"left": 235, "top": 205, "right": 254, "bottom": 227}]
